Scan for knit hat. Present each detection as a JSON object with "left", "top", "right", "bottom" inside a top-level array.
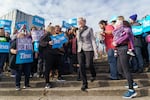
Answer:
[{"left": 129, "top": 14, "right": 137, "bottom": 21}]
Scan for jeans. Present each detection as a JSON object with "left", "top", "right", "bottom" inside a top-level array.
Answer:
[
  {"left": 78, "top": 51, "right": 96, "bottom": 86},
  {"left": 134, "top": 47, "right": 144, "bottom": 70},
  {"left": 11, "top": 69, "right": 16, "bottom": 75},
  {"left": 117, "top": 45, "right": 134, "bottom": 89},
  {"left": 107, "top": 49, "right": 118, "bottom": 79},
  {"left": 15, "top": 63, "right": 31, "bottom": 87}
]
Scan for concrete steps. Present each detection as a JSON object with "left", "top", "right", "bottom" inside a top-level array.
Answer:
[
  {"left": 0, "top": 60, "right": 150, "bottom": 97},
  {"left": 0, "top": 96, "right": 150, "bottom": 100},
  {"left": 0, "top": 79, "right": 150, "bottom": 88},
  {"left": 1, "top": 73, "right": 150, "bottom": 82},
  {"left": 0, "top": 86, "right": 149, "bottom": 96}
]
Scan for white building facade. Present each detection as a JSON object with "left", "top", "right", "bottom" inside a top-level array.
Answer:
[{"left": 0, "top": 9, "right": 44, "bottom": 34}]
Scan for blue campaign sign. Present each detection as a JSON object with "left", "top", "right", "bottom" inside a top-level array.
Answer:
[
  {"left": 142, "top": 16, "right": 150, "bottom": 33},
  {"left": 132, "top": 25, "right": 143, "bottom": 36},
  {"left": 69, "top": 18, "right": 77, "bottom": 27},
  {"left": 50, "top": 33, "right": 68, "bottom": 48},
  {"left": 137, "top": 19, "right": 143, "bottom": 25},
  {"left": 16, "top": 50, "right": 33, "bottom": 64},
  {"left": 50, "top": 35, "right": 62, "bottom": 48},
  {"left": 15, "top": 21, "right": 29, "bottom": 31},
  {"left": 58, "top": 33, "right": 68, "bottom": 44},
  {"left": 62, "top": 20, "right": 72, "bottom": 29},
  {"left": 16, "top": 38, "right": 33, "bottom": 64},
  {"left": 0, "top": 20, "right": 12, "bottom": 27},
  {"left": 142, "top": 32, "right": 148, "bottom": 38},
  {"left": 32, "top": 16, "right": 45, "bottom": 27},
  {"left": 34, "top": 41, "right": 39, "bottom": 52},
  {"left": 0, "top": 42, "right": 10, "bottom": 53},
  {"left": 4, "top": 27, "right": 11, "bottom": 34}
]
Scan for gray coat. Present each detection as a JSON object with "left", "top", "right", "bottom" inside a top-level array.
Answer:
[{"left": 77, "top": 27, "right": 97, "bottom": 54}]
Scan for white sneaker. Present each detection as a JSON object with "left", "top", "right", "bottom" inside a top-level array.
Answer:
[
  {"left": 10, "top": 75, "right": 16, "bottom": 77},
  {"left": 127, "top": 51, "right": 135, "bottom": 56},
  {"left": 16, "top": 86, "right": 21, "bottom": 91},
  {"left": 33, "top": 73, "right": 38, "bottom": 77}
]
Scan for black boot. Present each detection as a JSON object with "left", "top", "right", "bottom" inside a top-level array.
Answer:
[{"left": 81, "top": 85, "right": 88, "bottom": 91}]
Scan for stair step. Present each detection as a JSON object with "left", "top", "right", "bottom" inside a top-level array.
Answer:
[
  {"left": 1, "top": 73, "right": 150, "bottom": 82},
  {"left": 0, "top": 86, "right": 149, "bottom": 96},
  {"left": 1, "top": 96, "right": 149, "bottom": 100},
  {"left": 62, "top": 73, "right": 150, "bottom": 80},
  {"left": 0, "top": 79, "right": 150, "bottom": 88}
]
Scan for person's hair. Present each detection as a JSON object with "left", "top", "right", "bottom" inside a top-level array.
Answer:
[
  {"left": 55, "top": 25, "right": 60, "bottom": 28},
  {"left": 17, "top": 33, "right": 25, "bottom": 38},
  {"left": 117, "top": 16, "right": 124, "bottom": 21},
  {"left": 123, "top": 20, "right": 131, "bottom": 28},
  {"left": 72, "top": 27, "right": 78, "bottom": 33},
  {"left": 78, "top": 17, "right": 86, "bottom": 23},
  {"left": 67, "top": 28, "right": 71, "bottom": 32},
  {"left": 98, "top": 20, "right": 107, "bottom": 25},
  {"left": 46, "top": 26, "right": 55, "bottom": 33},
  {"left": 13, "top": 28, "right": 18, "bottom": 35},
  {"left": 30, "top": 26, "right": 37, "bottom": 31},
  {"left": 55, "top": 25, "right": 61, "bottom": 32}
]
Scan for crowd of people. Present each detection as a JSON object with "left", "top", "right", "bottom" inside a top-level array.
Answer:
[{"left": 0, "top": 14, "right": 150, "bottom": 99}]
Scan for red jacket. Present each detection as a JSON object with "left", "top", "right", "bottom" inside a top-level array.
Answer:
[
  {"left": 104, "top": 33, "right": 115, "bottom": 52},
  {"left": 104, "top": 25, "right": 115, "bottom": 52}
]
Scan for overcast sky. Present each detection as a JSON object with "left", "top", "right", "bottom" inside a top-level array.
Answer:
[{"left": 0, "top": 0, "right": 150, "bottom": 32}]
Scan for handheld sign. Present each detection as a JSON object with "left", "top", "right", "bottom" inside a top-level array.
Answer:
[
  {"left": 58, "top": 33, "right": 68, "bottom": 44},
  {"left": 50, "top": 33, "right": 68, "bottom": 48},
  {"left": 62, "top": 20, "right": 72, "bottom": 29},
  {"left": 16, "top": 38, "right": 33, "bottom": 64},
  {"left": 32, "top": 16, "right": 45, "bottom": 27},
  {"left": 69, "top": 18, "right": 77, "bottom": 27},
  {"left": 4, "top": 27, "right": 11, "bottom": 34},
  {"left": 50, "top": 35, "right": 62, "bottom": 49},
  {"left": 15, "top": 21, "right": 30, "bottom": 33},
  {"left": 31, "top": 30, "right": 44, "bottom": 52},
  {"left": 0, "top": 42, "right": 10, "bottom": 53},
  {"left": 0, "top": 20, "right": 12, "bottom": 27},
  {"left": 142, "top": 15, "right": 150, "bottom": 33},
  {"left": 132, "top": 25, "right": 143, "bottom": 36},
  {"left": 0, "top": 20, "right": 12, "bottom": 34},
  {"left": 16, "top": 21, "right": 27, "bottom": 30}
]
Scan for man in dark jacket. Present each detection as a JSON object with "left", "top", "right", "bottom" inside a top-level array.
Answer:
[{"left": 129, "top": 14, "right": 144, "bottom": 73}]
